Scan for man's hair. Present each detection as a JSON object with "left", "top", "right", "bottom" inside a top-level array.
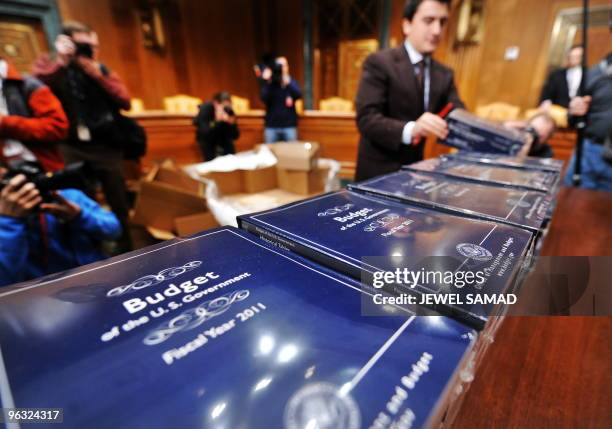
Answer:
[
  {"left": 61, "top": 21, "right": 92, "bottom": 37},
  {"left": 403, "top": 0, "right": 451, "bottom": 21},
  {"left": 213, "top": 91, "right": 231, "bottom": 103}
]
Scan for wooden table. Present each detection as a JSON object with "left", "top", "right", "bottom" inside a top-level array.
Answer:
[
  {"left": 453, "top": 188, "right": 612, "bottom": 428},
  {"left": 131, "top": 111, "right": 577, "bottom": 181}
]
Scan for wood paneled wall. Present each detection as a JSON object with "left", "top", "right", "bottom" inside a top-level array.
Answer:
[
  {"left": 389, "top": 0, "right": 610, "bottom": 112},
  {"left": 56, "top": 0, "right": 303, "bottom": 110},
  {"left": 57, "top": 0, "right": 606, "bottom": 115}
]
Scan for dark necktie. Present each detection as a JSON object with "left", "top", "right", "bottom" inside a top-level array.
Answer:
[
  {"left": 414, "top": 60, "right": 424, "bottom": 92},
  {"left": 414, "top": 60, "right": 426, "bottom": 112}
]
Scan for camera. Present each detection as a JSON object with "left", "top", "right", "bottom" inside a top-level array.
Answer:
[
  {"left": 223, "top": 106, "right": 235, "bottom": 116},
  {"left": 0, "top": 161, "right": 92, "bottom": 203},
  {"left": 74, "top": 42, "right": 94, "bottom": 59},
  {"left": 257, "top": 53, "right": 283, "bottom": 84},
  {"left": 269, "top": 61, "right": 283, "bottom": 84}
]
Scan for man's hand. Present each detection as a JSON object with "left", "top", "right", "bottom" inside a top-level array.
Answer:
[
  {"left": 254, "top": 65, "right": 272, "bottom": 81},
  {"left": 0, "top": 175, "right": 42, "bottom": 218},
  {"left": 40, "top": 192, "right": 81, "bottom": 221},
  {"left": 539, "top": 100, "right": 553, "bottom": 111},
  {"left": 569, "top": 96, "right": 591, "bottom": 116},
  {"left": 55, "top": 35, "right": 75, "bottom": 65},
  {"left": 261, "top": 67, "right": 272, "bottom": 81},
  {"left": 276, "top": 57, "right": 292, "bottom": 86},
  {"left": 412, "top": 112, "right": 449, "bottom": 142},
  {"left": 503, "top": 120, "right": 527, "bottom": 131},
  {"left": 516, "top": 137, "right": 533, "bottom": 158},
  {"left": 214, "top": 104, "right": 230, "bottom": 122},
  {"left": 75, "top": 56, "right": 102, "bottom": 78},
  {"left": 277, "top": 57, "right": 289, "bottom": 75}
]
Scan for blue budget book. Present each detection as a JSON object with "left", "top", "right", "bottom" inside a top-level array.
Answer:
[
  {"left": 348, "top": 170, "right": 552, "bottom": 233},
  {"left": 450, "top": 151, "right": 564, "bottom": 172},
  {"left": 0, "top": 227, "right": 476, "bottom": 429},
  {"left": 440, "top": 109, "right": 526, "bottom": 154},
  {"left": 238, "top": 191, "right": 533, "bottom": 328},
  {"left": 403, "top": 157, "right": 559, "bottom": 193}
]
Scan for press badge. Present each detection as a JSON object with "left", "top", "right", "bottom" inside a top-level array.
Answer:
[{"left": 77, "top": 124, "right": 91, "bottom": 141}]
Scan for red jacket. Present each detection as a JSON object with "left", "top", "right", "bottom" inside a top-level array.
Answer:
[{"left": 0, "top": 60, "right": 68, "bottom": 171}]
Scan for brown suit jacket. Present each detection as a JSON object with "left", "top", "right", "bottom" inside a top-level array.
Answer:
[{"left": 354, "top": 45, "right": 465, "bottom": 181}]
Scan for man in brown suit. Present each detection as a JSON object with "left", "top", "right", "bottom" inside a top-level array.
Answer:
[{"left": 355, "top": 0, "right": 464, "bottom": 181}]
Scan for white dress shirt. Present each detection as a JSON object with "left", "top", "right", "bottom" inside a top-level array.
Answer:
[
  {"left": 566, "top": 66, "right": 582, "bottom": 99},
  {"left": 401, "top": 41, "right": 431, "bottom": 145}
]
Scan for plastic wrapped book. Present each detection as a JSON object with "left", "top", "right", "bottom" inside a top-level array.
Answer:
[
  {"left": 0, "top": 227, "right": 476, "bottom": 429},
  {"left": 348, "top": 169, "right": 553, "bottom": 233},
  {"left": 440, "top": 109, "right": 527, "bottom": 154},
  {"left": 449, "top": 151, "right": 564, "bottom": 172},
  {"left": 239, "top": 191, "right": 533, "bottom": 329},
  {"left": 403, "top": 156, "right": 560, "bottom": 194}
]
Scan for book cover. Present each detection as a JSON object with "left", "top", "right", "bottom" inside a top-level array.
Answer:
[
  {"left": 440, "top": 109, "right": 526, "bottom": 154},
  {"left": 348, "top": 169, "right": 552, "bottom": 232},
  {"left": 0, "top": 227, "right": 475, "bottom": 429},
  {"left": 404, "top": 157, "right": 559, "bottom": 193},
  {"left": 449, "top": 151, "right": 564, "bottom": 172},
  {"left": 239, "top": 191, "right": 533, "bottom": 329}
]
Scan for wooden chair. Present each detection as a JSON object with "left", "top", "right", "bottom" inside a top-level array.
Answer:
[
  {"left": 525, "top": 105, "right": 568, "bottom": 128},
  {"left": 319, "top": 96, "right": 354, "bottom": 112},
  {"left": 230, "top": 95, "right": 250, "bottom": 114},
  {"left": 123, "top": 98, "right": 145, "bottom": 114},
  {"left": 475, "top": 102, "right": 520, "bottom": 121},
  {"left": 163, "top": 94, "right": 202, "bottom": 114},
  {"left": 295, "top": 99, "right": 304, "bottom": 114}
]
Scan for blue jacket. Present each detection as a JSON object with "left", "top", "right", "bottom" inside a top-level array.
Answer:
[{"left": 0, "top": 189, "right": 121, "bottom": 287}]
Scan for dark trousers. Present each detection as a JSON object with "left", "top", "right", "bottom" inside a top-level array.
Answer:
[
  {"left": 198, "top": 138, "right": 236, "bottom": 161},
  {"left": 61, "top": 143, "right": 133, "bottom": 252}
]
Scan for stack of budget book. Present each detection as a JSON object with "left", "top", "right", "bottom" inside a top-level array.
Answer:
[{"left": 0, "top": 151, "right": 563, "bottom": 429}]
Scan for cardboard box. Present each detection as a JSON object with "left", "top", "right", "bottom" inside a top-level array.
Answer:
[
  {"left": 224, "top": 189, "right": 306, "bottom": 213},
  {"left": 128, "top": 224, "right": 161, "bottom": 250},
  {"left": 266, "top": 142, "right": 320, "bottom": 171},
  {"left": 132, "top": 181, "right": 208, "bottom": 232},
  {"left": 202, "top": 170, "right": 245, "bottom": 194},
  {"left": 277, "top": 166, "right": 328, "bottom": 195},
  {"left": 203, "top": 166, "right": 278, "bottom": 195},
  {"left": 145, "top": 159, "right": 206, "bottom": 196},
  {"left": 174, "top": 212, "right": 219, "bottom": 237},
  {"left": 243, "top": 166, "right": 277, "bottom": 193},
  {"left": 154, "top": 167, "right": 204, "bottom": 195}
]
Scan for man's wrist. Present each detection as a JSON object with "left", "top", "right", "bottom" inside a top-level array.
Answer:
[
  {"left": 402, "top": 121, "right": 416, "bottom": 145},
  {"left": 57, "top": 56, "right": 70, "bottom": 67}
]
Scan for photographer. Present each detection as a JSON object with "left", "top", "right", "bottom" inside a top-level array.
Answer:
[
  {"left": 193, "top": 91, "right": 239, "bottom": 161},
  {"left": 32, "top": 21, "right": 133, "bottom": 252},
  {"left": 0, "top": 57, "right": 68, "bottom": 172},
  {"left": 564, "top": 52, "right": 612, "bottom": 191},
  {"left": 255, "top": 56, "right": 302, "bottom": 143},
  {"left": 0, "top": 164, "right": 121, "bottom": 287}
]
